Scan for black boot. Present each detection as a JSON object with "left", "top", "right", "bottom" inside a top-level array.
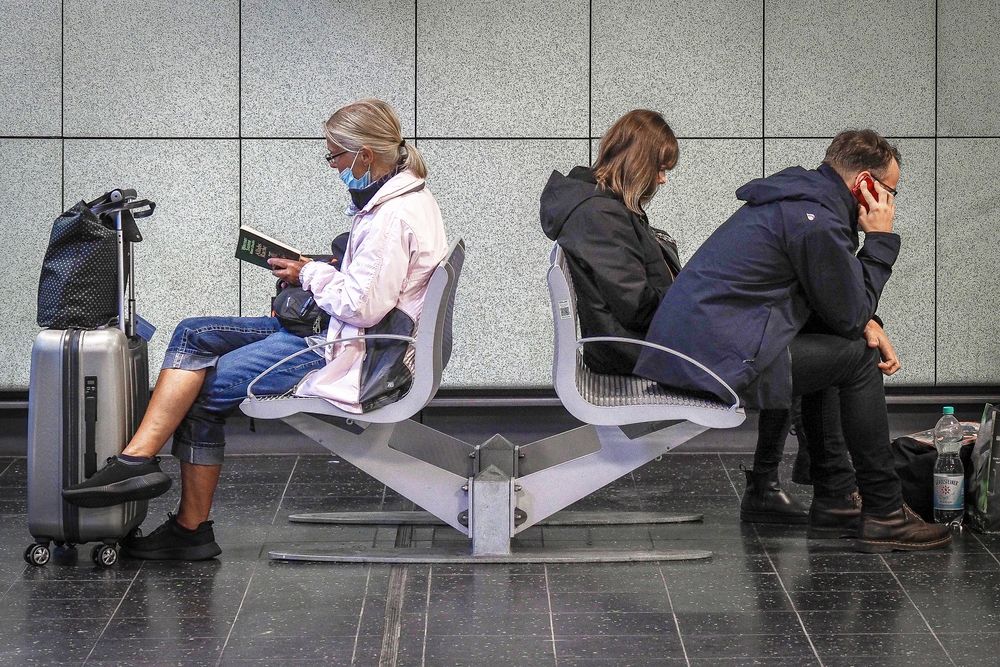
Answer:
[
  {"left": 740, "top": 466, "right": 809, "bottom": 524},
  {"left": 808, "top": 489, "right": 862, "bottom": 539},
  {"left": 790, "top": 396, "right": 813, "bottom": 486}
]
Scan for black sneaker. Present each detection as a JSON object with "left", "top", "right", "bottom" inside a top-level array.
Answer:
[
  {"left": 122, "top": 513, "right": 222, "bottom": 561},
  {"left": 62, "top": 456, "right": 172, "bottom": 508}
]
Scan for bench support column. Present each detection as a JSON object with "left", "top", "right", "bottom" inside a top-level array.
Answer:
[{"left": 470, "top": 465, "right": 514, "bottom": 557}]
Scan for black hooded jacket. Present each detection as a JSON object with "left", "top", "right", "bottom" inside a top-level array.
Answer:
[{"left": 540, "top": 166, "right": 682, "bottom": 374}]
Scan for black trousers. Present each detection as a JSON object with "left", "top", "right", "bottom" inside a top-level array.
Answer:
[
  {"left": 755, "top": 390, "right": 858, "bottom": 498},
  {"left": 753, "top": 334, "right": 901, "bottom": 514},
  {"left": 792, "top": 334, "right": 901, "bottom": 514}
]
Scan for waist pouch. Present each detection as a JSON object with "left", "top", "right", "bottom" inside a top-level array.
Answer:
[{"left": 271, "top": 232, "right": 349, "bottom": 336}]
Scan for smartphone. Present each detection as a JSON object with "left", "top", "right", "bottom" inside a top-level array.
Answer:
[{"left": 852, "top": 174, "right": 879, "bottom": 213}]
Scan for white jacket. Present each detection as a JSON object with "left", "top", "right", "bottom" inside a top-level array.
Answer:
[{"left": 294, "top": 169, "right": 448, "bottom": 412}]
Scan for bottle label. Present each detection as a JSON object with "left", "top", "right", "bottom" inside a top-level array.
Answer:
[{"left": 934, "top": 474, "right": 964, "bottom": 511}]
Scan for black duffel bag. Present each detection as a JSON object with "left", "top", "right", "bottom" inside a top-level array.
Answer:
[
  {"left": 37, "top": 190, "right": 153, "bottom": 329},
  {"left": 892, "top": 435, "right": 975, "bottom": 522}
]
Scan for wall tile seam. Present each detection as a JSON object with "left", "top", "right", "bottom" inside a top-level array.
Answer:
[
  {"left": 933, "top": 0, "right": 938, "bottom": 385},
  {"left": 11, "top": 136, "right": 996, "bottom": 141}
]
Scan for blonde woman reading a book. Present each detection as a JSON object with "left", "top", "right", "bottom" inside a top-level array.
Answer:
[{"left": 62, "top": 99, "right": 448, "bottom": 561}]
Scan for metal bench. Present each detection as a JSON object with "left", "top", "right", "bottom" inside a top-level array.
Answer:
[{"left": 239, "top": 239, "right": 744, "bottom": 563}]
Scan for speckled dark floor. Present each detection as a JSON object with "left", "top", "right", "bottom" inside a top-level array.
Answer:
[{"left": 1, "top": 452, "right": 998, "bottom": 666}]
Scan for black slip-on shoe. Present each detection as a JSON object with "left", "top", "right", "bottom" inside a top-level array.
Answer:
[
  {"left": 61, "top": 456, "right": 172, "bottom": 508},
  {"left": 122, "top": 513, "right": 221, "bottom": 561}
]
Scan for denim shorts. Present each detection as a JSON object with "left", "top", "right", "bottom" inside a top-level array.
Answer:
[{"left": 163, "top": 316, "right": 326, "bottom": 465}]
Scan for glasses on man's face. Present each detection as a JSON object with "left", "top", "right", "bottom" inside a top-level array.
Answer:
[
  {"left": 872, "top": 175, "right": 898, "bottom": 197},
  {"left": 324, "top": 149, "right": 350, "bottom": 164}
]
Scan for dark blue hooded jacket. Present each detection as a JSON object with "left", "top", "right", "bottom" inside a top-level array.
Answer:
[{"left": 632, "top": 163, "right": 900, "bottom": 409}]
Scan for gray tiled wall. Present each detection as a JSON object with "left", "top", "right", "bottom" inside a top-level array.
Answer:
[
  {"left": 63, "top": 0, "right": 240, "bottom": 137},
  {"left": 592, "top": 0, "right": 762, "bottom": 137},
  {"left": 1, "top": 140, "right": 62, "bottom": 389},
  {"left": 764, "top": 0, "right": 936, "bottom": 137},
  {"left": 61, "top": 140, "right": 241, "bottom": 383},
  {"left": 1, "top": 0, "right": 998, "bottom": 391},
  {"left": 937, "top": 139, "right": 1000, "bottom": 385}
]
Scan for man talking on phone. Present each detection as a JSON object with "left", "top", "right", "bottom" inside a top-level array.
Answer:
[{"left": 635, "top": 129, "right": 950, "bottom": 552}]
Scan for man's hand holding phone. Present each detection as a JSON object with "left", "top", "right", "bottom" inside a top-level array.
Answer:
[{"left": 856, "top": 175, "right": 895, "bottom": 235}]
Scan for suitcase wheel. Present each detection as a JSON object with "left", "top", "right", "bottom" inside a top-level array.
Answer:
[
  {"left": 91, "top": 544, "right": 118, "bottom": 568},
  {"left": 23, "top": 543, "right": 51, "bottom": 567}
]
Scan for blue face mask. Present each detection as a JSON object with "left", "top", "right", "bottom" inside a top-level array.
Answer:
[{"left": 338, "top": 151, "right": 371, "bottom": 190}]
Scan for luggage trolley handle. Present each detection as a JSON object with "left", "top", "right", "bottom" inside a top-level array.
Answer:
[
  {"left": 114, "top": 209, "right": 134, "bottom": 336},
  {"left": 86, "top": 188, "right": 137, "bottom": 209},
  {"left": 97, "top": 193, "right": 155, "bottom": 337}
]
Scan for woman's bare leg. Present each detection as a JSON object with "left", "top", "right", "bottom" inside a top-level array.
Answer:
[{"left": 123, "top": 368, "right": 207, "bottom": 458}]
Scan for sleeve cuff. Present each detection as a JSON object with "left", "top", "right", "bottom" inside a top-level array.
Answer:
[
  {"left": 299, "top": 260, "right": 331, "bottom": 290},
  {"left": 859, "top": 232, "right": 901, "bottom": 267}
]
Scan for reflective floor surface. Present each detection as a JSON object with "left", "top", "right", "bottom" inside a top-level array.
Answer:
[{"left": 0, "top": 453, "right": 997, "bottom": 666}]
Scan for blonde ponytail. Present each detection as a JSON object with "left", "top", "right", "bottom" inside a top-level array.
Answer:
[{"left": 324, "top": 99, "right": 427, "bottom": 178}]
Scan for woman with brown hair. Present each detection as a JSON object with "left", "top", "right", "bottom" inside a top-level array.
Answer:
[
  {"left": 540, "top": 109, "right": 810, "bottom": 524},
  {"left": 539, "top": 109, "right": 681, "bottom": 375}
]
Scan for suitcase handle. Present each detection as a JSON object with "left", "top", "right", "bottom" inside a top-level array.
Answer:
[
  {"left": 85, "top": 188, "right": 137, "bottom": 208},
  {"left": 84, "top": 377, "right": 98, "bottom": 478},
  {"left": 95, "top": 199, "right": 156, "bottom": 220}
]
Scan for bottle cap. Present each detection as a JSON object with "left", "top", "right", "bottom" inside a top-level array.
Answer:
[{"left": 942, "top": 406, "right": 955, "bottom": 415}]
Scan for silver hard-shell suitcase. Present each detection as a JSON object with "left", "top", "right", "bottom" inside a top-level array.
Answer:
[
  {"left": 26, "top": 191, "right": 153, "bottom": 567},
  {"left": 26, "top": 329, "right": 149, "bottom": 566}
]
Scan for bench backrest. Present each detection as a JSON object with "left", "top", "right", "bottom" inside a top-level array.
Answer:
[
  {"left": 547, "top": 244, "right": 582, "bottom": 401},
  {"left": 409, "top": 238, "right": 465, "bottom": 405}
]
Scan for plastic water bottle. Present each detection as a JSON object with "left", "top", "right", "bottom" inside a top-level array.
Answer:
[{"left": 933, "top": 406, "right": 965, "bottom": 526}]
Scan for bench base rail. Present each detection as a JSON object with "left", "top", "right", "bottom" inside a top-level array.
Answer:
[
  {"left": 267, "top": 545, "right": 712, "bottom": 564},
  {"left": 286, "top": 510, "right": 702, "bottom": 526},
  {"left": 272, "top": 413, "right": 714, "bottom": 563}
]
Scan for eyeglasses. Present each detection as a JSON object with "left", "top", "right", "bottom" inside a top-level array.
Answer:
[
  {"left": 872, "top": 175, "right": 898, "bottom": 197},
  {"left": 324, "top": 149, "right": 351, "bottom": 164}
]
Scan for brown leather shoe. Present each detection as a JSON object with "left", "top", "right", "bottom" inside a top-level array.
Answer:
[
  {"left": 855, "top": 503, "right": 952, "bottom": 553},
  {"left": 807, "top": 490, "right": 862, "bottom": 539}
]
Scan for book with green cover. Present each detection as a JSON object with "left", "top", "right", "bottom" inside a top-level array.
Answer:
[{"left": 235, "top": 225, "right": 301, "bottom": 268}]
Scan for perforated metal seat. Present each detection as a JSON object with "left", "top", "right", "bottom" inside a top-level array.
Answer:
[
  {"left": 241, "top": 239, "right": 463, "bottom": 424},
  {"left": 548, "top": 244, "right": 745, "bottom": 429}
]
